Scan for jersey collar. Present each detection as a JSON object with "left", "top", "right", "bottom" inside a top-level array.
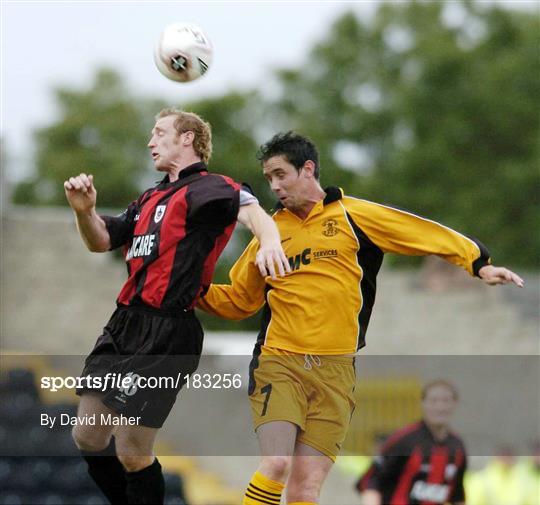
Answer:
[
  {"left": 421, "top": 419, "right": 451, "bottom": 444},
  {"left": 158, "top": 162, "right": 208, "bottom": 186},
  {"left": 323, "top": 186, "right": 343, "bottom": 205},
  {"left": 274, "top": 186, "right": 343, "bottom": 211}
]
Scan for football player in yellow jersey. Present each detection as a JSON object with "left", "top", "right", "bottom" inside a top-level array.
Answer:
[{"left": 197, "top": 131, "right": 523, "bottom": 505}]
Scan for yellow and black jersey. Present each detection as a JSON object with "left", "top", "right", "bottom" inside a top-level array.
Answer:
[{"left": 198, "top": 187, "right": 491, "bottom": 355}]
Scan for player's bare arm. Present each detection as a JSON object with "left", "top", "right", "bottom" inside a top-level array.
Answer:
[
  {"left": 478, "top": 265, "right": 524, "bottom": 287},
  {"left": 64, "top": 173, "right": 111, "bottom": 252},
  {"left": 237, "top": 203, "right": 291, "bottom": 279}
]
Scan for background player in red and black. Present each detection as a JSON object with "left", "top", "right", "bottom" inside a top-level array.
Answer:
[
  {"left": 63, "top": 108, "right": 289, "bottom": 505},
  {"left": 357, "top": 380, "right": 467, "bottom": 505}
]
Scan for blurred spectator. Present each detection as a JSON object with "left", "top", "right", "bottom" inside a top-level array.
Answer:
[
  {"left": 466, "top": 445, "right": 537, "bottom": 505},
  {"left": 517, "top": 441, "right": 540, "bottom": 505}
]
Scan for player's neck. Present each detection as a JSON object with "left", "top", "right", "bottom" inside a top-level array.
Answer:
[
  {"left": 289, "top": 186, "right": 326, "bottom": 220},
  {"left": 167, "top": 155, "right": 203, "bottom": 182},
  {"left": 425, "top": 421, "right": 449, "bottom": 441}
]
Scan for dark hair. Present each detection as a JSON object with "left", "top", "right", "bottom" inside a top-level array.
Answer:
[
  {"left": 421, "top": 379, "right": 459, "bottom": 401},
  {"left": 256, "top": 131, "right": 320, "bottom": 180}
]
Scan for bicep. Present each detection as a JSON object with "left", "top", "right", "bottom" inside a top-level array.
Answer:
[
  {"left": 233, "top": 189, "right": 259, "bottom": 229},
  {"left": 236, "top": 202, "right": 262, "bottom": 232},
  {"left": 236, "top": 204, "right": 251, "bottom": 228}
]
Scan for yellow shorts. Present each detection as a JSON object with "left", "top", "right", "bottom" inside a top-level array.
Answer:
[{"left": 248, "top": 346, "right": 356, "bottom": 460}]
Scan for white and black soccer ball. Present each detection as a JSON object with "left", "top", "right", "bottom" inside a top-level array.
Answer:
[{"left": 154, "top": 22, "right": 213, "bottom": 83}]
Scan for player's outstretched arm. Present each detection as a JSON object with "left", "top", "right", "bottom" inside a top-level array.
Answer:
[
  {"left": 478, "top": 265, "right": 524, "bottom": 287},
  {"left": 197, "top": 237, "right": 266, "bottom": 320},
  {"left": 237, "top": 203, "right": 291, "bottom": 279},
  {"left": 64, "top": 173, "right": 111, "bottom": 252}
]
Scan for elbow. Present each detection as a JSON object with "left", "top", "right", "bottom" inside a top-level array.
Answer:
[
  {"left": 86, "top": 240, "right": 110, "bottom": 253},
  {"left": 87, "top": 245, "right": 108, "bottom": 253}
]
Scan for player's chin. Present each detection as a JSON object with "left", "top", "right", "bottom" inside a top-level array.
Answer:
[{"left": 433, "top": 415, "right": 451, "bottom": 425}]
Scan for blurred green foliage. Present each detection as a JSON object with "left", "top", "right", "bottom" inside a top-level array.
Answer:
[
  {"left": 13, "top": 69, "right": 166, "bottom": 207},
  {"left": 11, "top": 1, "right": 539, "bottom": 330},
  {"left": 267, "top": 1, "right": 539, "bottom": 270}
]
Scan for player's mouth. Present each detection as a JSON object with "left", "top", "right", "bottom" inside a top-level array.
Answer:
[{"left": 151, "top": 152, "right": 159, "bottom": 160}]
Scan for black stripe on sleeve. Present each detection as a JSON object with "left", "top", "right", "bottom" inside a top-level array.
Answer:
[
  {"left": 248, "top": 285, "right": 272, "bottom": 395},
  {"left": 345, "top": 212, "right": 384, "bottom": 350},
  {"left": 469, "top": 236, "right": 491, "bottom": 276}
]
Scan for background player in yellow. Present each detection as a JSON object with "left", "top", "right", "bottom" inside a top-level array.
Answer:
[
  {"left": 197, "top": 131, "right": 523, "bottom": 505},
  {"left": 465, "top": 444, "right": 540, "bottom": 505}
]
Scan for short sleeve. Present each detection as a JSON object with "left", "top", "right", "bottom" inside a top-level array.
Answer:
[
  {"left": 239, "top": 189, "right": 258, "bottom": 206},
  {"left": 188, "top": 175, "right": 240, "bottom": 227},
  {"left": 100, "top": 201, "right": 138, "bottom": 250},
  {"left": 357, "top": 431, "right": 413, "bottom": 492}
]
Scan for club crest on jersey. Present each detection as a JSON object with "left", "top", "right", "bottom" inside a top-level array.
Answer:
[
  {"left": 322, "top": 219, "right": 339, "bottom": 236},
  {"left": 154, "top": 205, "right": 167, "bottom": 223}
]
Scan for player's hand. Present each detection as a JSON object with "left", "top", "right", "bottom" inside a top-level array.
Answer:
[
  {"left": 361, "top": 490, "right": 382, "bottom": 505},
  {"left": 255, "top": 240, "right": 291, "bottom": 280},
  {"left": 479, "top": 265, "right": 524, "bottom": 287},
  {"left": 64, "top": 173, "right": 97, "bottom": 213}
]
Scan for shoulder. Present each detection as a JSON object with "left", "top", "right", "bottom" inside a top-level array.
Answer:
[
  {"left": 448, "top": 430, "right": 467, "bottom": 449},
  {"left": 272, "top": 208, "right": 286, "bottom": 221},
  {"left": 136, "top": 186, "right": 158, "bottom": 205},
  {"left": 272, "top": 209, "right": 297, "bottom": 231},
  {"left": 340, "top": 197, "right": 389, "bottom": 221},
  {"left": 187, "top": 173, "right": 241, "bottom": 204},
  {"left": 382, "top": 422, "right": 423, "bottom": 452},
  {"left": 341, "top": 195, "right": 387, "bottom": 212},
  {"left": 203, "top": 172, "right": 241, "bottom": 190}
]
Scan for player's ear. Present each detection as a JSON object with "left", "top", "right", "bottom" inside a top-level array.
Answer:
[
  {"left": 181, "top": 131, "right": 195, "bottom": 146},
  {"left": 302, "top": 160, "right": 316, "bottom": 179}
]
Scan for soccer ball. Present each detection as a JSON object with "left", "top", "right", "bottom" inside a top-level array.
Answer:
[{"left": 153, "top": 22, "right": 213, "bottom": 83}]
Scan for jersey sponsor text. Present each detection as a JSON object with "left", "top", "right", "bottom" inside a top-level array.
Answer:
[
  {"left": 410, "top": 481, "right": 449, "bottom": 502},
  {"left": 126, "top": 234, "right": 156, "bottom": 260}
]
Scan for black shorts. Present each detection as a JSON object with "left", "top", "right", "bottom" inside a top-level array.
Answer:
[{"left": 77, "top": 305, "right": 203, "bottom": 428}]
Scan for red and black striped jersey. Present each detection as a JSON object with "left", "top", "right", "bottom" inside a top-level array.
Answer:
[
  {"left": 357, "top": 421, "right": 467, "bottom": 504},
  {"left": 101, "top": 162, "right": 241, "bottom": 312}
]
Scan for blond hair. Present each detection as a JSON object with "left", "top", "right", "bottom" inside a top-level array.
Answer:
[{"left": 156, "top": 108, "right": 213, "bottom": 163}]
